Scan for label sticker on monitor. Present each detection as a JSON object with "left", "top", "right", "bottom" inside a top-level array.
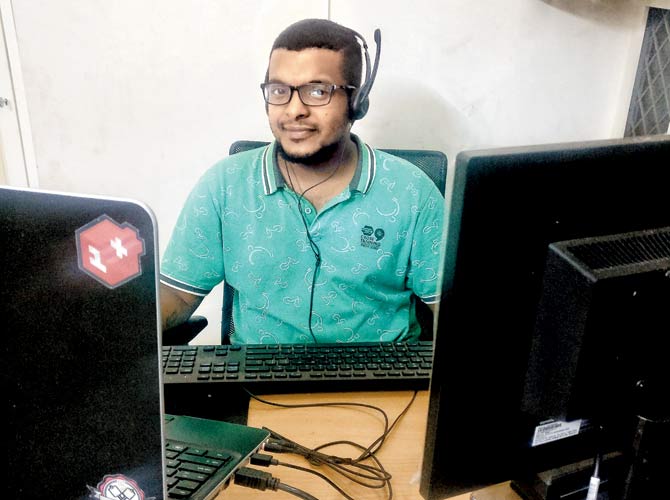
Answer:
[
  {"left": 76, "top": 215, "right": 146, "bottom": 289},
  {"left": 532, "top": 419, "right": 582, "bottom": 447}
]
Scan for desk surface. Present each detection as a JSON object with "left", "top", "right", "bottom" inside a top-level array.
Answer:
[{"left": 222, "top": 390, "right": 521, "bottom": 500}]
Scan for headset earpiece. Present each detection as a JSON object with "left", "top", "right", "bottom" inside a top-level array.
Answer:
[
  {"left": 352, "top": 98, "right": 369, "bottom": 121},
  {"left": 350, "top": 29, "right": 381, "bottom": 121}
]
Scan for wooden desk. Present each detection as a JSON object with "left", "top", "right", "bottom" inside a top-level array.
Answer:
[{"left": 221, "top": 390, "right": 521, "bottom": 500}]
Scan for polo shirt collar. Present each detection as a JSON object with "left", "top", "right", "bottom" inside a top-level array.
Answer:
[{"left": 261, "top": 134, "right": 376, "bottom": 196}]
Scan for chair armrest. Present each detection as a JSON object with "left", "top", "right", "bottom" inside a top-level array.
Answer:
[
  {"left": 161, "top": 316, "right": 208, "bottom": 346},
  {"left": 416, "top": 301, "right": 434, "bottom": 341}
]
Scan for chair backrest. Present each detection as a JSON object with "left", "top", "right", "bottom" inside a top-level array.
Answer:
[{"left": 221, "top": 140, "right": 448, "bottom": 343}]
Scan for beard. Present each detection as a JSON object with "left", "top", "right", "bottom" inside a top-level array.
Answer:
[{"left": 276, "top": 138, "right": 344, "bottom": 166}]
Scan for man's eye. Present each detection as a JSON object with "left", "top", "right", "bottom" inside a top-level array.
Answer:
[
  {"left": 271, "top": 86, "right": 289, "bottom": 96},
  {"left": 308, "top": 87, "right": 328, "bottom": 98}
]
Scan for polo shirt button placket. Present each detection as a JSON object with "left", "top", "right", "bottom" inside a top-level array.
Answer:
[{"left": 302, "top": 205, "right": 317, "bottom": 226}]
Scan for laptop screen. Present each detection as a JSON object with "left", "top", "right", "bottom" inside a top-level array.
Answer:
[{"left": 2, "top": 187, "right": 165, "bottom": 499}]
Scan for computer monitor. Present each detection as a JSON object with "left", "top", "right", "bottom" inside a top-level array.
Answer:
[{"left": 420, "top": 135, "right": 670, "bottom": 500}]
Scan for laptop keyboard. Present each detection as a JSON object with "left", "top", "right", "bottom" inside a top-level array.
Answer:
[
  {"left": 165, "top": 439, "right": 234, "bottom": 499},
  {"left": 162, "top": 341, "right": 433, "bottom": 393}
]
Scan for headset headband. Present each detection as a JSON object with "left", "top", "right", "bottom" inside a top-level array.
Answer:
[{"left": 350, "top": 28, "right": 381, "bottom": 121}]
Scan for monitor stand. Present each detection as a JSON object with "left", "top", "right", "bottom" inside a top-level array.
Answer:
[
  {"left": 509, "top": 452, "right": 623, "bottom": 500},
  {"left": 509, "top": 412, "right": 668, "bottom": 500},
  {"left": 619, "top": 413, "right": 669, "bottom": 499}
]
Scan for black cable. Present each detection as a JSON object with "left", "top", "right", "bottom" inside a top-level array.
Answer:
[
  {"left": 316, "top": 390, "right": 418, "bottom": 462},
  {"left": 252, "top": 452, "right": 356, "bottom": 500},
  {"left": 234, "top": 467, "right": 319, "bottom": 500},
  {"left": 281, "top": 146, "right": 346, "bottom": 343},
  {"left": 288, "top": 182, "right": 321, "bottom": 344},
  {"left": 247, "top": 388, "right": 417, "bottom": 462},
  {"left": 245, "top": 389, "right": 390, "bottom": 442},
  {"left": 245, "top": 389, "right": 420, "bottom": 499},
  {"left": 267, "top": 427, "right": 391, "bottom": 489},
  {"left": 277, "top": 482, "right": 319, "bottom": 500},
  {"left": 234, "top": 467, "right": 279, "bottom": 491}
]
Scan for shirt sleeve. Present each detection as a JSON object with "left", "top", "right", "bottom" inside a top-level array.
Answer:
[
  {"left": 160, "top": 165, "right": 225, "bottom": 296},
  {"left": 406, "top": 186, "right": 444, "bottom": 304}
]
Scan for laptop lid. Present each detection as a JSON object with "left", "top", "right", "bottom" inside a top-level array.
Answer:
[{"left": 2, "top": 186, "right": 165, "bottom": 499}]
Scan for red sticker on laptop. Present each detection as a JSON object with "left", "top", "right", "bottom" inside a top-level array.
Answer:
[{"left": 76, "top": 215, "right": 146, "bottom": 289}]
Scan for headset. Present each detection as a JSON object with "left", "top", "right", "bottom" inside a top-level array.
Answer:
[{"left": 350, "top": 28, "right": 382, "bottom": 121}]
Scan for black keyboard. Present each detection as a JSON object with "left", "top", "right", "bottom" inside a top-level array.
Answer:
[
  {"left": 165, "top": 439, "right": 234, "bottom": 499},
  {"left": 162, "top": 341, "right": 433, "bottom": 393}
]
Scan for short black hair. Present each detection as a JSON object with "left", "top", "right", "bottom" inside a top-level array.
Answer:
[{"left": 268, "top": 18, "right": 363, "bottom": 88}]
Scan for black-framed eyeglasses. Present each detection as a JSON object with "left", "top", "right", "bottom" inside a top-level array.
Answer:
[{"left": 260, "top": 82, "right": 357, "bottom": 106}]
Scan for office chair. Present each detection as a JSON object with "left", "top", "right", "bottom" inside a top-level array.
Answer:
[{"left": 163, "top": 140, "right": 447, "bottom": 345}]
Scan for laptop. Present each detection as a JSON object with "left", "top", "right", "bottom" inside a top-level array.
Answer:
[{"left": 2, "top": 186, "right": 269, "bottom": 500}]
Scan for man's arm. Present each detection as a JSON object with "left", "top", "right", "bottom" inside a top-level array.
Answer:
[{"left": 160, "top": 283, "right": 204, "bottom": 331}]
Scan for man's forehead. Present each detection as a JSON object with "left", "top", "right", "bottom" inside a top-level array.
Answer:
[{"left": 268, "top": 47, "right": 345, "bottom": 82}]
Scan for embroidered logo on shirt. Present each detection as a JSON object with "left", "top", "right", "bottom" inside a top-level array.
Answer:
[{"left": 361, "top": 225, "right": 385, "bottom": 250}]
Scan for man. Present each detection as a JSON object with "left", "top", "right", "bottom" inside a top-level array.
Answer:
[{"left": 160, "top": 18, "right": 444, "bottom": 344}]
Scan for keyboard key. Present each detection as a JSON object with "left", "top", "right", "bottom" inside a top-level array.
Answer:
[
  {"left": 175, "top": 479, "right": 201, "bottom": 491},
  {"left": 186, "top": 447, "right": 207, "bottom": 456},
  {"left": 176, "top": 470, "right": 208, "bottom": 482},
  {"left": 168, "top": 487, "right": 192, "bottom": 498},
  {"left": 207, "top": 451, "right": 233, "bottom": 461},
  {"left": 181, "top": 454, "right": 224, "bottom": 468},
  {"left": 164, "top": 440, "right": 235, "bottom": 499},
  {"left": 181, "top": 462, "right": 215, "bottom": 475}
]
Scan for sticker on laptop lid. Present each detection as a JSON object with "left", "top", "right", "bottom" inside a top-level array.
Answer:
[
  {"left": 87, "top": 474, "right": 154, "bottom": 500},
  {"left": 76, "top": 215, "right": 146, "bottom": 289},
  {"left": 531, "top": 419, "right": 583, "bottom": 447}
]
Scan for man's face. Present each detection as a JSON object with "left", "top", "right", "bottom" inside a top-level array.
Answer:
[{"left": 266, "top": 48, "right": 351, "bottom": 165}]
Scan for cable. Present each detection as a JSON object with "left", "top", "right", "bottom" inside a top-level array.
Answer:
[
  {"left": 281, "top": 145, "right": 347, "bottom": 343},
  {"left": 317, "top": 390, "right": 418, "bottom": 462},
  {"left": 278, "top": 482, "right": 319, "bottom": 500},
  {"left": 266, "top": 427, "right": 392, "bottom": 490},
  {"left": 245, "top": 388, "right": 391, "bottom": 449},
  {"left": 234, "top": 467, "right": 279, "bottom": 491},
  {"left": 247, "top": 388, "right": 417, "bottom": 462},
  {"left": 245, "top": 388, "right": 420, "bottom": 499},
  {"left": 234, "top": 467, "right": 319, "bottom": 500},
  {"left": 586, "top": 425, "right": 604, "bottom": 500},
  {"left": 252, "top": 453, "right": 355, "bottom": 500}
]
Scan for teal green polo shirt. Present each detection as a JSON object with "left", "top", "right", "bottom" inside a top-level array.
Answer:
[{"left": 160, "top": 135, "right": 444, "bottom": 344}]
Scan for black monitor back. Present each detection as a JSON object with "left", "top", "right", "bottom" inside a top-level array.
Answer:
[{"left": 420, "top": 135, "right": 670, "bottom": 499}]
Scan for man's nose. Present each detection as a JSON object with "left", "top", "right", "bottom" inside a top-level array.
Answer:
[{"left": 284, "top": 89, "right": 309, "bottom": 117}]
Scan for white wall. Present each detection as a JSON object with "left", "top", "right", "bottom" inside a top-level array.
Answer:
[
  {"left": 338, "top": 0, "right": 662, "bottom": 161},
  {"left": 11, "top": 0, "right": 665, "bottom": 343},
  {"left": 0, "top": 149, "right": 5, "bottom": 183}
]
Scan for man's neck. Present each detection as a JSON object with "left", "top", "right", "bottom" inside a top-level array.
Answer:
[{"left": 279, "top": 137, "right": 358, "bottom": 211}]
